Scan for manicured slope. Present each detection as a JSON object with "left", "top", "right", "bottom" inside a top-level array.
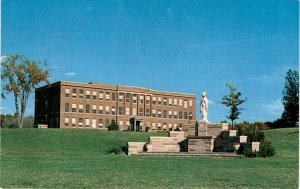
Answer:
[{"left": 1, "top": 128, "right": 298, "bottom": 188}]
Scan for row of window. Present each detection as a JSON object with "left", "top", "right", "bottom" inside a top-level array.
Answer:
[
  {"left": 64, "top": 88, "right": 193, "bottom": 107},
  {"left": 64, "top": 103, "right": 193, "bottom": 119},
  {"left": 64, "top": 117, "right": 183, "bottom": 130}
]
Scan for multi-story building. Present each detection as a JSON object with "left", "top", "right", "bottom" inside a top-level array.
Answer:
[{"left": 35, "top": 81, "right": 196, "bottom": 131}]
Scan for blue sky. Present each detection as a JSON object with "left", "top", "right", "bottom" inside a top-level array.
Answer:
[{"left": 2, "top": 0, "right": 299, "bottom": 122}]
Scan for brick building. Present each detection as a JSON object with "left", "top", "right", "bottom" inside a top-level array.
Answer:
[{"left": 34, "top": 81, "right": 196, "bottom": 131}]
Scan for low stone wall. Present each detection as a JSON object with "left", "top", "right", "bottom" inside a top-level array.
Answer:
[
  {"left": 187, "top": 136, "right": 215, "bottom": 153},
  {"left": 128, "top": 142, "right": 146, "bottom": 155},
  {"left": 182, "top": 124, "right": 197, "bottom": 137}
]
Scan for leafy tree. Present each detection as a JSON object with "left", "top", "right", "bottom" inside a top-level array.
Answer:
[
  {"left": 220, "top": 83, "right": 247, "bottom": 129},
  {"left": 107, "top": 120, "right": 119, "bottom": 131},
  {"left": 1, "top": 55, "right": 49, "bottom": 128},
  {"left": 281, "top": 69, "right": 299, "bottom": 127}
]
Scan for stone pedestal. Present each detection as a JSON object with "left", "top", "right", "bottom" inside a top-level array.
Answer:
[
  {"left": 187, "top": 136, "right": 215, "bottom": 153},
  {"left": 198, "top": 122, "right": 228, "bottom": 137},
  {"left": 128, "top": 142, "right": 146, "bottom": 155},
  {"left": 182, "top": 124, "right": 197, "bottom": 137}
]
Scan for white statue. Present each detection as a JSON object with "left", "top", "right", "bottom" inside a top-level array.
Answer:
[{"left": 200, "top": 91, "right": 209, "bottom": 123}]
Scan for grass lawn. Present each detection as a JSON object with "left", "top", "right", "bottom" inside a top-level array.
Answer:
[{"left": 1, "top": 128, "right": 298, "bottom": 188}]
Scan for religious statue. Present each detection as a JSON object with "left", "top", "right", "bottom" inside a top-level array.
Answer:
[{"left": 200, "top": 91, "right": 209, "bottom": 123}]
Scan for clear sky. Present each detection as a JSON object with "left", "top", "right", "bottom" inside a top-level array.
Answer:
[{"left": 1, "top": 0, "right": 299, "bottom": 122}]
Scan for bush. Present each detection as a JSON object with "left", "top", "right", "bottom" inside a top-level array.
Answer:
[
  {"left": 107, "top": 120, "right": 119, "bottom": 131},
  {"left": 252, "top": 122, "right": 269, "bottom": 130},
  {"left": 258, "top": 140, "right": 276, "bottom": 157},
  {"left": 247, "top": 130, "right": 265, "bottom": 142},
  {"left": 106, "top": 147, "right": 122, "bottom": 155},
  {"left": 235, "top": 122, "right": 265, "bottom": 142}
]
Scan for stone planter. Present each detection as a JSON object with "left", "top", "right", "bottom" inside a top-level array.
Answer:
[
  {"left": 239, "top": 135, "right": 247, "bottom": 143},
  {"left": 229, "top": 130, "right": 237, "bottom": 137},
  {"left": 251, "top": 142, "right": 260, "bottom": 152}
]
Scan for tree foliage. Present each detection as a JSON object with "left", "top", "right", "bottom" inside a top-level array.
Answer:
[
  {"left": 220, "top": 83, "right": 247, "bottom": 128},
  {"left": 281, "top": 69, "right": 299, "bottom": 127},
  {"left": 1, "top": 55, "right": 49, "bottom": 128},
  {"left": 107, "top": 120, "right": 119, "bottom": 131}
]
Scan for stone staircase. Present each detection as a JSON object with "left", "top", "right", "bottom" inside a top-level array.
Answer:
[{"left": 127, "top": 122, "right": 258, "bottom": 157}]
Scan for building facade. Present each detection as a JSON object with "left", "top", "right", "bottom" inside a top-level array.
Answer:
[{"left": 35, "top": 81, "right": 196, "bottom": 131}]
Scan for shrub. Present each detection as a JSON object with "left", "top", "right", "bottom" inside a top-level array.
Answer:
[
  {"left": 258, "top": 140, "right": 276, "bottom": 157},
  {"left": 106, "top": 147, "right": 122, "bottom": 155},
  {"left": 107, "top": 120, "right": 119, "bottom": 131},
  {"left": 247, "top": 130, "right": 265, "bottom": 142},
  {"left": 174, "top": 127, "right": 181, "bottom": 131},
  {"left": 252, "top": 122, "right": 269, "bottom": 130}
]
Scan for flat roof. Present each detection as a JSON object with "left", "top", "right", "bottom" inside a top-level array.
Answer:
[{"left": 36, "top": 80, "right": 196, "bottom": 97}]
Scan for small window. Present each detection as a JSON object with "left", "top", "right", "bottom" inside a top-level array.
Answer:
[
  {"left": 119, "top": 107, "right": 123, "bottom": 115},
  {"left": 99, "top": 106, "right": 103, "bottom": 114},
  {"left": 140, "top": 95, "right": 144, "bottom": 104},
  {"left": 152, "top": 97, "right": 156, "bottom": 105},
  {"left": 99, "top": 92, "right": 103, "bottom": 100},
  {"left": 184, "top": 112, "right": 188, "bottom": 119},
  {"left": 92, "top": 105, "right": 96, "bottom": 113},
  {"left": 179, "top": 112, "right": 183, "bottom": 119},
  {"left": 105, "top": 106, "right": 110, "bottom": 115},
  {"left": 126, "top": 108, "right": 130, "bottom": 116},
  {"left": 79, "top": 104, "right": 83, "bottom": 113},
  {"left": 79, "top": 118, "right": 83, "bottom": 127},
  {"left": 163, "top": 97, "right": 167, "bottom": 105},
  {"left": 99, "top": 119, "right": 103, "bottom": 127},
  {"left": 133, "top": 95, "right": 137, "bottom": 104},
  {"left": 85, "top": 118, "right": 90, "bottom": 127},
  {"left": 86, "top": 104, "right": 90, "bottom": 113},
  {"left": 158, "top": 97, "right": 162, "bottom": 105},
  {"left": 65, "top": 89, "right": 70, "bottom": 97},
  {"left": 105, "top": 92, "right": 110, "bottom": 101},
  {"left": 64, "top": 117, "right": 69, "bottom": 126},
  {"left": 119, "top": 93, "right": 123, "bottom": 103},
  {"left": 158, "top": 110, "right": 162, "bottom": 118},
  {"left": 146, "top": 109, "right": 150, "bottom": 117},
  {"left": 132, "top": 108, "right": 137, "bottom": 116},
  {"left": 168, "top": 111, "right": 172, "bottom": 119},
  {"left": 72, "top": 89, "right": 76, "bottom": 98},
  {"left": 105, "top": 119, "right": 110, "bottom": 127},
  {"left": 112, "top": 106, "right": 116, "bottom": 115},
  {"left": 126, "top": 93, "right": 130, "bottom": 103},
  {"left": 152, "top": 109, "right": 156, "bottom": 117},
  {"left": 86, "top": 91, "right": 90, "bottom": 99},
  {"left": 139, "top": 108, "right": 143, "bottom": 116},
  {"left": 72, "top": 104, "right": 76, "bottom": 112},
  {"left": 112, "top": 92, "right": 116, "bottom": 102},
  {"left": 72, "top": 118, "right": 76, "bottom": 127},
  {"left": 79, "top": 89, "right": 83, "bottom": 99},
  {"left": 163, "top": 110, "right": 167, "bottom": 118},
  {"left": 92, "top": 91, "right": 97, "bottom": 100},
  {"left": 65, "top": 103, "right": 69, "bottom": 112}
]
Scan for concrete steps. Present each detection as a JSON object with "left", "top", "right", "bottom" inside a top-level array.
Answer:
[{"left": 133, "top": 152, "right": 241, "bottom": 158}]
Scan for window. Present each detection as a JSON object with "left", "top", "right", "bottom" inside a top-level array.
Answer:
[
  {"left": 152, "top": 123, "right": 156, "bottom": 130},
  {"left": 189, "top": 100, "right": 193, "bottom": 107},
  {"left": 152, "top": 109, "right": 156, "bottom": 117},
  {"left": 92, "top": 105, "right": 96, "bottom": 113},
  {"left": 65, "top": 103, "right": 69, "bottom": 112},
  {"left": 174, "top": 124, "right": 178, "bottom": 130},
  {"left": 163, "top": 123, "right": 167, "bottom": 130},
  {"left": 152, "top": 97, "right": 156, "bottom": 105},
  {"left": 92, "top": 119, "right": 96, "bottom": 128},
  {"left": 158, "top": 110, "right": 162, "bottom": 118},
  {"left": 72, "top": 89, "right": 76, "bottom": 98},
  {"left": 72, "top": 104, "right": 76, "bottom": 112},
  {"left": 126, "top": 108, "right": 130, "bottom": 116},
  {"left": 158, "top": 123, "right": 162, "bottom": 130},
  {"left": 169, "top": 98, "right": 172, "bottom": 106},
  {"left": 99, "top": 106, "right": 103, "bottom": 114},
  {"left": 146, "top": 96, "right": 150, "bottom": 105},
  {"left": 139, "top": 108, "right": 143, "bottom": 116},
  {"left": 133, "top": 95, "right": 137, "bottom": 103},
  {"left": 112, "top": 92, "right": 116, "bottom": 102},
  {"left": 105, "top": 106, "right": 110, "bottom": 115},
  {"left": 65, "top": 89, "right": 70, "bottom": 97},
  {"left": 163, "top": 97, "right": 167, "bottom": 105},
  {"left": 118, "top": 107, "right": 123, "bottom": 115},
  {"left": 105, "top": 92, "right": 110, "bottom": 101},
  {"left": 179, "top": 123, "right": 182, "bottom": 129},
  {"left": 140, "top": 95, "right": 144, "bottom": 104},
  {"left": 99, "top": 92, "right": 103, "bottom": 100},
  {"left": 158, "top": 97, "right": 162, "bottom": 105},
  {"left": 79, "top": 118, "right": 83, "bottom": 127},
  {"left": 79, "top": 89, "right": 83, "bottom": 99},
  {"left": 85, "top": 118, "right": 90, "bottom": 127},
  {"left": 184, "top": 100, "right": 188, "bottom": 108},
  {"left": 126, "top": 93, "right": 130, "bottom": 103},
  {"left": 64, "top": 118, "right": 69, "bottom": 126},
  {"left": 72, "top": 118, "right": 76, "bottom": 127},
  {"left": 119, "top": 121, "right": 123, "bottom": 126},
  {"left": 92, "top": 91, "right": 97, "bottom": 100},
  {"left": 132, "top": 108, "right": 137, "bottom": 116},
  {"left": 99, "top": 119, "right": 103, "bottom": 127},
  {"left": 174, "top": 111, "right": 178, "bottom": 119},
  {"left": 105, "top": 119, "right": 110, "bottom": 127},
  {"left": 79, "top": 104, "right": 83, "bottom": 113},
  {"left": 174, "top": 99, "right": 177, "bottom": 106},
  {"left": 86, "top": 91, "right": 90, "bottom": 99},
  {"left": 112, "top": 106, "right": 116, "bottom": 115},
  {"left": 146, "top": 109, "right": 150, "bottom": 117},
  {"left": 126, "top": 121, "right": 130, "bottom": 126},
  {"left": 86, "top": 104, "right": 90, "bottom": 113},
  {"left": 179, "top": 99, "right": 183, "bottom": 107},
  {"left": 163, "top": 110, "right": 167, "bottom": 118},
  {"left": 168, "top": 123, "right": 172, "bottom": 130},
  {"left": 119, "top": 93, "right": 123, "bottom": 103},
  {"left": 184, "top": 112, "right": 188, "bottom": 119},
  {"left": 189, "top": 112, "right": 193, "bottom": 120},
  {"left": 179, "top": 112, "right": 183, "bottom": 119},
  {"left": 168, "top": 111, "right": 172, "bottom": 118}
]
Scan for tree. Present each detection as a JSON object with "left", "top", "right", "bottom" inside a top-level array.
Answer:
[
  {"left": 1, "top": 55, "right": 49, "bottom": 128},
  {"left": 107, "top": 120, "right": 119, "bottom": 131},
  {"left": 281, "top": 69, "right": 299, "bottom": 127},
  {"left": 220, "top": 83, "right": 247, "bottom": 128}
]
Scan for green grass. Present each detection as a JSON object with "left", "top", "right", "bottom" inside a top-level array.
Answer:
[{"left": 1, "top": 128, "right": 298, "bottom": 188}]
